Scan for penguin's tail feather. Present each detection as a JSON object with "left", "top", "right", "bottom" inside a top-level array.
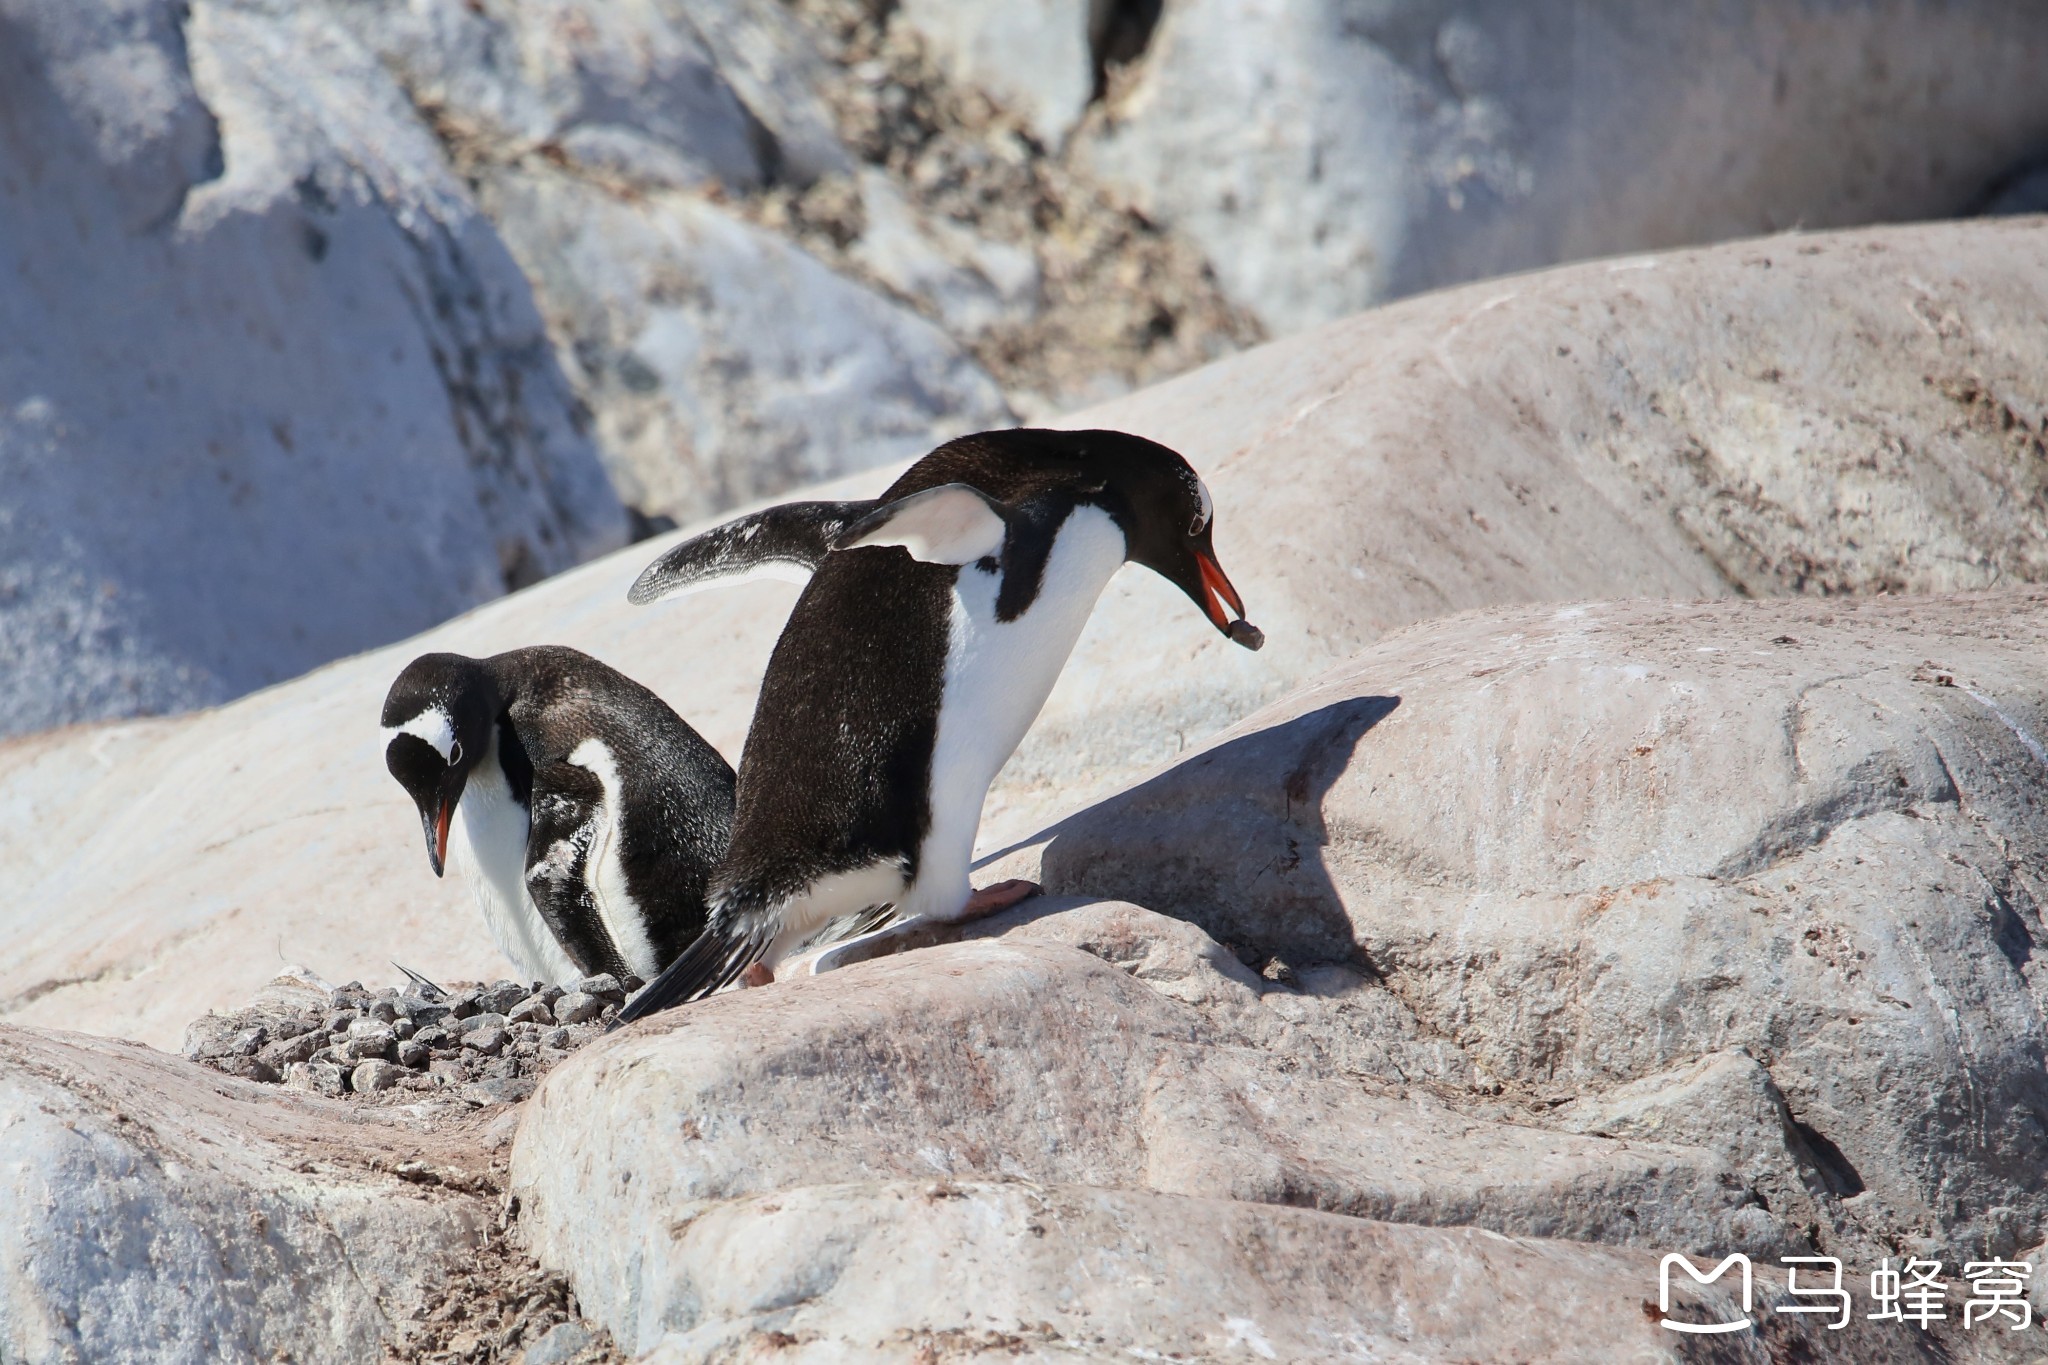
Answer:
[
  {"left": 795, "top": 902, "right": 898, "bottom": 950},
  {"left": 611, "top": 917, "right": 774, "bottom": 1029}
]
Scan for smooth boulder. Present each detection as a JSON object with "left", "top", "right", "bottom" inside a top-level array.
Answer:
[
  {"left": 1077, "top": 0, "right": 2048, "bottom": 331},
  {"left": 0, "top": 0, "right": 626, "bottom": 737},
  {"left": 0, "top": 1023, "right": 491, "bottom": 1362},
  {"left": 996, "top": 590, "right": 2048, "bottom": 1266}
]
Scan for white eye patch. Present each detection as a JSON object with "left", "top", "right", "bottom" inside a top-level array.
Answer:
[
  {"left": 1190, "top": 478, "right": 1214, "bottom": 535},
  {"left": 383, "top": 706, "right": 457, "bottom": 763}
]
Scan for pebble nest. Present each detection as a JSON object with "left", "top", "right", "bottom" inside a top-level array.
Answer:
[{"left": 182, "top": 973, "right": 641, "bottom": 1106}]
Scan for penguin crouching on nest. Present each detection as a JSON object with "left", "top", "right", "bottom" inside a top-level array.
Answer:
[
  {"left": 615, "top": 428, "right": 1262, "bottom": 1024},
  {"left": 380, "top": 646, "right": 735, "bottom": 986}
]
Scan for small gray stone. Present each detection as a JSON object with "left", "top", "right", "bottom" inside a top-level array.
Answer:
[
  {"left": 453, "top": 1011, "right": 508, "bottom": 1036},
  {"left": 539, "top": 1026, "right": 572, "bottom": 1050},
  {"left": 412, "top": 1026, "right": 451, "bottom": 1050},
  {"left": 481, "top": 981, "right": 529, "bottom": 1015},
  {"left": 366, "top": 999, "right": 400, "bottom": 1023},
  {"left": 259, "top": 1032, "right": 323, "bottom": 1070},
  {"left": 428, "top": 1059, "right": 468, "bottom": 1086},
  {"left": 522, "top": 1321, "right": 595, "bottom": 1365},
  {"left": 574, "top": 974, "right": 626, "bottom": 1004},
  {"left": 396, "top": 1040, "right": 430, "bottom": 1069},
  {"left": 508, "top": 995, "right": 553, "bottom": 1025},
  {"left": 459, "top": 1077, "right": 533, "bottom": 1107},
  {"left": 538, "top": 984, "right": 565, "bottom": 1007},
  {"left": 351, "top": 1060, "right": 403, "bottom": 1093},
  {"left": 554, "top": 991, "right": 602, "bottom": 1025},
  {"left": 463, "top": 1026, "right": 509, "bottom": 1056},
  {"left": 227, "top": 1026, "right": 268, "bottom": 1057},
  {"left": 450, "top": 990, "right": 483, "bottom": 1020},
  {"left": 285, "top": 1061, "right": 346, "bottom": 1097},
  {"left": 345, "top": 1026, "right": 396, "bottom": 1060},
  {"left": 391, "top": 1018, "right": 416, "bottom": 1041},
  {"left": 324, "top": 1008, "right": 360, "bottom": 1035},
  {"left": 214, "top": 1055, "right": 281, "bottom": 1084}
]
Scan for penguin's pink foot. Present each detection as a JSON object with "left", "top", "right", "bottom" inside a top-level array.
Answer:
[
  {"left": 740, "top": 963, "right": 774, "bottom": 988},
  {"left": 960, "top": 879, "right": 1041, "bottom": 920}
]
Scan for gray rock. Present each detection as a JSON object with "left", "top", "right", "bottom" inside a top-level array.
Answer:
[
  {"left": 625, "top": 1183, "right": 1753, "bottom": 1362},
  {"left": 396, "top": 1040, "right": 430, "bottom": 1070},
  {"left": 516, "top": 931, "right": 1823, "bottom": 1353},
  {"left": 323, "top": 1009, "right": 360, "bottom": 1036},
  {"left": 508, "top": 995, "right": 553, "bottom": 1026},
  {"left": 351, "top": 1059, "right": 404, "bottom": 1093},
  {"left": 258, "top": 1031, "right": 324, "bottom": 1071},
  {"left": 284, "top": 1060, "right": 346, "bottom": 1098},
  {"left": 479, "top": 981, "right": 531, "bottom": 1015},
  {"left": 848, "top": 167, "right": 1042, "bottom": 336},
  {"left": 210, "top": 1055, "right": 280, "bottom": 1085},
  {"left": 0, "top": 0, "right": 625, "bottom": 739},
  {"left": 552, "top": 992, "right": 603, "bottom": 1026},
  {"left": 997, "top": 591, "right": 2048, "bottom": 1265},
  {"left": 519, "top": 1320, "right": 596, "bottom": 1365},
  {"left": 0, "top": 1025, "right": 485, "bottom": 1361},
  {"left": 893, "top": 0, "right": 1093, "bottom": 148},
  {"left": 453, "top": 1011, "right": 509, "bottom": 1037},
  {"left": 572, "top": 975, "right": 626, "bottom": 1004},
  {"left": 463, "top": 1026, "right": 509, "bottom": 1056},
  {"left": 481, "top": 163, "right": 1009, "bottom": 523},
  {"left": 411, "top": 1027, "right": 452, "bottom": 1051},
  {"left": 1077, "top": 1, "right": 2048, "bottom": 333},
  {"left": 344, "top": 1026, "right": 396, "bottom": 1061}
]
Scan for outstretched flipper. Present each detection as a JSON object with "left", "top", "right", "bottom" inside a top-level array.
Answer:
[
  {"left": 523, "top": 766, "right": 635, "bottom": 982},
  {"left": 628, "top": 500, "right": 879, "bottom": 605}
]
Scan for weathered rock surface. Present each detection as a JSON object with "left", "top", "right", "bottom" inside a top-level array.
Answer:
[
  {"left": 326, "top": 0, "right": 1014, "bottom": 525},
  {"left": 989, "top": 216, "right": 2048, "bottom": 839},
  {"left": 0, "top": 0, "right": 626, "bottom": 738},
  {"left": 632, "top": 1183, "right": 1755, "bottom": 1362},
  {"left": 0, "top": 1023, "right": 495, "bottom": 1362},
  {"left": 994, "top": 590, "right": 2048, "bottom": 1272},
  {"left": 4, "top": 219, "right": 2048, "bottom": 1050},
  {"left": 480, "top": 161, "right": 1009, "bottom": 521},
  {"left": 1077, "top": 0, "right": 2048, "bottom": 332}
]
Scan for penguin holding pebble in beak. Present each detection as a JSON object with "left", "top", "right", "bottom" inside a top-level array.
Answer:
[
  {"left": 614, "top": 428, "right": 1262, "bottom": 1022},
  {"left": 380, "top": 646, "right": 735, "bottom": 986}
]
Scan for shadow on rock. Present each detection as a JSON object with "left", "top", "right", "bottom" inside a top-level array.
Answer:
[{"left": 993, "top": 696, "right": 1399, "bottom": 970}]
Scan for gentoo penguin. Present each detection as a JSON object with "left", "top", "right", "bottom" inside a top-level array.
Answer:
[
  {"left": 614, "top": 427, "right": 1261, "bottom": 1023},
  {"left": 379, "top": 646, "right": 735, "bottom": 986}
]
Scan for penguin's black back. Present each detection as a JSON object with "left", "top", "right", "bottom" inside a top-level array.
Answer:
[
  {"left": 491, "top": 646, "right": 735, "bottom": 970},
  {"left": 712, "top": 558, "right": 952, "bottom": 913},
  {"left": 710, "top": 429, "right": 1171, "bottom": 913}
]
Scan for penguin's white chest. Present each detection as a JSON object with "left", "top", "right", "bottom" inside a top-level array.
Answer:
[
  {"left": 452, "top": 737, "right": 581, "bottom": 985},
  {"left": 908, "top": 505, "right": 1125, "bottom": 918}
]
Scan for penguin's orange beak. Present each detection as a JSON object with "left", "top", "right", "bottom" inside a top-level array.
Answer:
[
  {"left": 1197, "top": 551, "right": 1263, "bottom": 650},
  {"left": 423, "top": 798, "right": 454, "bottom": 878}
]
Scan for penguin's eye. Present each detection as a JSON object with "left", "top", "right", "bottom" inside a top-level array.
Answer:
[
  {"left": 447, "top": 739, "right": 463, "bottom": 766},
  {"left": 1188, "top": 479, "right": 1214, "bottom": 536}
]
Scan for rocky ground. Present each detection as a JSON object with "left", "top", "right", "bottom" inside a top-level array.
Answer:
[
  {"left": 184, "top": 972, "right": 635, "bottom": 1106},
  {"left": 7, "top": 216, "right": 2048, "bottom": 1358}
]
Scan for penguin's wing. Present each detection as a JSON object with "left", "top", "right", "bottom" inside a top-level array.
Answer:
[
  {"left": 522, "top": 766, "right": 634, "bottom": 981},
  {"left": 629, "top": 500, "right": 879, "bottom": 604},
  {"left": 830, "top": 483, "right": 1010, "bottom": 565}
]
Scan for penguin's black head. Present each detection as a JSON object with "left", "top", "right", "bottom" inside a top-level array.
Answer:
[
  {"left": 865, "top": 428, "right": 1263, "bottom": 649},
  {"left": 1081, "top": 432, "right": 1262, "bottom": 651},
  {"left": 379, "top": 653, "right": 496, "bottom": 877}
]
